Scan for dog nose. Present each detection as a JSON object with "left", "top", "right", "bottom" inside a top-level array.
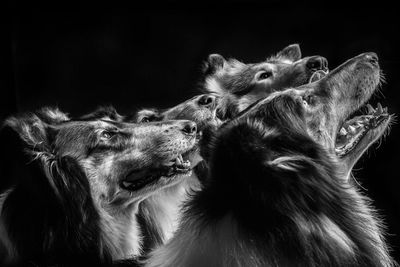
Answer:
[
  {"left": 198, "top": 94, "right": 217, "bottom": 107},
  {"left": 182, "top": 121, "right": 197, "bottom": 135},
  {"left": 306, "top": 56, "right": 328, "bottom": 71},
  {"left": 364, "top": 52, "right": 379, "bottom": 67}
]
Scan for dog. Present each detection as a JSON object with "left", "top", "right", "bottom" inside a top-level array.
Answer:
[
  {"left": 0, "top": 107, "right": 197, "bottom": 266},
  {"left": 129, "top": 93, "right": 221, "bottom": 254},
  {"left": 146, "top": 53, "right": 395, "bottom": 266},
  {"left": 202, "top": 44, "right": 329, "bottom": 120}
]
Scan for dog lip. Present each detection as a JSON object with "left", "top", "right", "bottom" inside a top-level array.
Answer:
[
  {"left": 335, "top": 104, "right": 390, "bottom": 157},
  {"left": 120, "top": 160, "right": 192, "bottom": 192}
]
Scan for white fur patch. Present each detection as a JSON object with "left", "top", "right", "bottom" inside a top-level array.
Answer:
[
  {"left": 268, "top": 155, "right": 311, "bottom": 171},
  {"left": 320, "top": 215, "right": 355, "bottom": 253},
  {"left": 146, "top": 215, "right": 264, "bottom": 267},
  {"left": 205, "top": 77, "right": 224, "bottom": 94}
]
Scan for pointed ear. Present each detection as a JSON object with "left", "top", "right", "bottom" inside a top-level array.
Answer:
[
  {"left": 80, "top": 105, "right": 123, "bottom": 122},
  {"left": 276, "top": 44, "right": 302, "bottom": 62},
  {"left": 4, "top": 113, "right": 54, "bottom": 154},
  {"left": 38, "top": 107, "right": 69, "bottom": 125},
  {"left": 134, "top": 109, "right": 161, "bottom": 123},
  {"left": 202, "top": 54, "right": 226, "bottom": 75}
]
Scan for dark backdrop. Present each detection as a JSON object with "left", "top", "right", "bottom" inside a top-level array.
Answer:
[{"left": 2, "top": 2, "right": 400, "bottom": 262}]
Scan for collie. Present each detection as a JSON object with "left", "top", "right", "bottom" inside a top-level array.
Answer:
[
  {"left": 146, "top": 53, "right": 395, "bottom": 266},
  {"left": 203, "top": 44, "right": 329, "bottom": 120},
  {"left": 0, "top": 108, "right": 197, "bottom": 266}
]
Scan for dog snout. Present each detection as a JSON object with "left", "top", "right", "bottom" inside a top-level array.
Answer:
[
  {"left": 363, "top": 52, "right": 379, "bottom": 67},
  {"left": 198, "top": 94, "right": 217, "bottom": 107},
  {"left": 306, "top": 56, "right": 328, "bottom": 71},
  {"left": 180, "top": 121, "right": 197, "bottom": 135}
]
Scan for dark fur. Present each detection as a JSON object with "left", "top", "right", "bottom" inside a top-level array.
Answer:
[
  {"left": 146, "top": 54, "right": 395, "bottom": 267},
  {"left": 0, "top": 111, "right": 108, "bottom": 266},
  {"left": 0, "top": 108, "right": 197, "bottom": 266},
  {"left": 202, "top": 44, "right": 328, "bottom": 120}
]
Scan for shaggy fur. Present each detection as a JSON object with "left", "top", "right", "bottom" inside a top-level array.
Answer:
[
  {"left": 130, "top": 93, "right": 220, "bottom": 254},
  {"left": 146, "top": 53, "right": 395, "bottom": 266},
  {"left": 202, "top": 44, "right": 329, "bottom": 120},
  {"left": 0, "top": 108, "right": 197, "bottom": 266}
]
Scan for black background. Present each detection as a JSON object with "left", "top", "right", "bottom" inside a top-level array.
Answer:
[{"left": 2, "top": 2, "right": 400, "bottom": 262}]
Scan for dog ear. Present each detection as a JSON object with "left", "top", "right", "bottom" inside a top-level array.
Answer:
[
  {"left": 276, "top": 44, "right": 302, "bottom": 62},
  {"left": 202, "top": 54, "right": 226, "bottom": 75},
  {"left": 134, "top": 109, "right": 161, "bottom": 123},
  {"left": 3, "top": 113, "right": 55, "bottom": 155},
  {"left": 37, "top": 107, "right": 70, "bottom": 125},
  {"left": 80, "top": 106, "right": 124, "bottom": 122},
  {"left": 266, "top": 155, "right": 313, "bottom": 173}
]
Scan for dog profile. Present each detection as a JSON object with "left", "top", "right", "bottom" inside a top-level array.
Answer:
[
  {"left": 131, "top": 93, "right": 221, "bottom": 253},
  {"left": 146, "top": 53, "right": 395, "bottom": 266},
  {"left": 0, "top": 107, "right": 197, "bottom": 266},
  {"left": 203, "top": 44, "right": 329, "bottom": 120}
]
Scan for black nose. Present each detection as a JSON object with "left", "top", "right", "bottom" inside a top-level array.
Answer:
[
  {"left": 364, "top": 52, "right": 379, "bottom": 67},
  {"left": 182, "top": 121, "right": 197, "bottom": 135},
  {"left": 306, "top": 56, "right": 328, "bottom": 71},
  {"left": 198, "top": 94, "right": 216, "bottom": 107}
]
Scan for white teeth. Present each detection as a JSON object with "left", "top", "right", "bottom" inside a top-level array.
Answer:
[
  {"left": 367, "top": 104, "right": 375, "bottom": 114},
  {"left": 176, "top": 155, "right": 182, "bottom": 165},
  {"left": 355, "top": 121, "right": 363, "bottom": 128},
  {"left": 377, "top": 103, "right": 383, "bottom": 114},
  {"left": 383, "top": 107, "right": 388, "bottom": 113},
  {"left": 348, "top": 125, "right": 356, "bottom": 134},
  {"left": 182, "top": 160, "right": 191, "bottom": 168},
  {"left": 340, "top": 127, "right": 347, "bottom": 136}
]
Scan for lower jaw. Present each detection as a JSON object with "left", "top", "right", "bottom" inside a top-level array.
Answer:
[{"left": 335, "top": 117, "right": 391, "bottom": 175}]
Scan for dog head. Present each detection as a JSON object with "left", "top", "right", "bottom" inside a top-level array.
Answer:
[
  {"left": 213, "top": 52, "right": 390, "bottom": 182},
  {"left": 196, "top": 53, "right": 392, "bottom": 267},
  {"left": 5, "top": 109, "right": 198, "bottom": 208},
  {"left": 133, "top": 94, "right": 221, "bottom": 168},
  {"left": 203, "top": 44, "right": 329, "bottom": 120}
]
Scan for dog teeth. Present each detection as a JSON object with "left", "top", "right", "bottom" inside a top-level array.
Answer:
[
  {"left": 340, "top": 127, "right": 347, "bottom": 136},
  {"left": 176, "top": 155, "right": 182, "bottom": 165},
  {"left": 348, "top": 125, "right": 356, "bottom": 134},
  {"left": 367, "top": 104, "right": 375, "bottom": 114},
  {"left": 376, "top": 103, "right": 383, "bottom": 114},
  {"left": 383, "top": 107, "right": 388, "bottom": 113},
  {"left": 182, "top": 160, "right": 191, "bottom": 168}
]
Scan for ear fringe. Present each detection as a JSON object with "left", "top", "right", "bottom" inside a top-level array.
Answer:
[
  {"left": 267, "top": 155, "right": 313, "bottom": 172},
  {"left": 38, "top": 107, "right": 70, "bottom": 124},
  {"left": 4, "top": 115, "right": 49, "bottom": 152}
]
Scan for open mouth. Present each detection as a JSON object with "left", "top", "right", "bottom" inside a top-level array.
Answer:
[
  {"left": 335, "top": 103, "right": 390, "bottom": 157},
  {"left": 309, "top": 69, "right": 329, "bottom": 83},
  {"left": 120, "top": 154, "right": 192, "bottom": 192}
]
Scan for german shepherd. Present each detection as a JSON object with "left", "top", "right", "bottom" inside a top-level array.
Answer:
[
  {"left": 203, "top": 44, "right": 329, "bottom": 120},
  {"left": 0, "top": 108, "right": 197, "bottom": 266},
  {"left": 146, "top": 53, "right": 395, "bottom": 266}
]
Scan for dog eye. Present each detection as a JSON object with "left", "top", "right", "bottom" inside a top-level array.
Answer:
[
  {"left": 257, "top": 71, "right": 273, "bottom": 81},
  {"left": 256, "top": 71, "right": 272, "bottom": 81},
  {"left": 101, "top": 131, "right": 116, "bottom": 139},
  {"left": 140, "top": 117, "right": 151, "bottom": 123}
]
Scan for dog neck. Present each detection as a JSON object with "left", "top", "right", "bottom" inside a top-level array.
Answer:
[{"left": 98, "top": 201, "right": 143, "bottom": 261}]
